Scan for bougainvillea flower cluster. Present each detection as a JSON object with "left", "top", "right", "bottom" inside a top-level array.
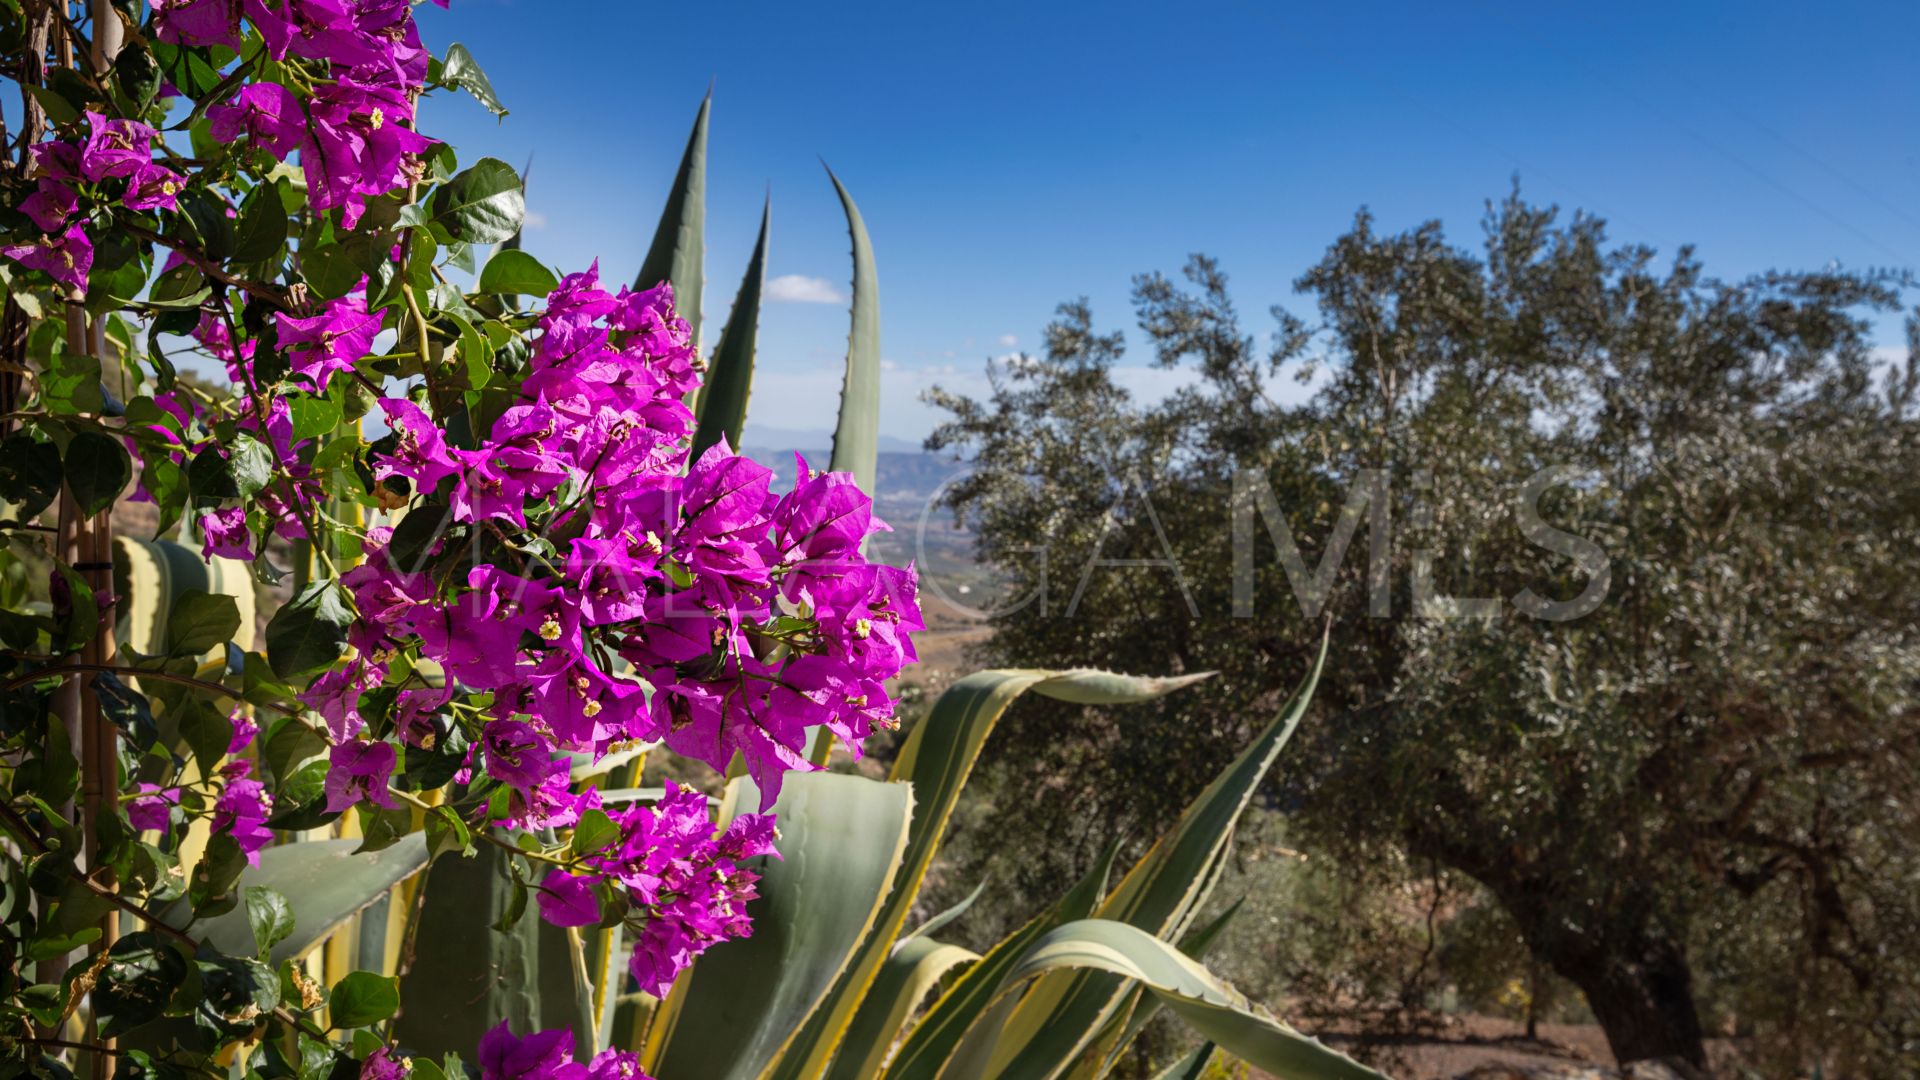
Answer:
[
  {"left": 537, "top": 781, "right": 778, "bottom": 995},
  {"left": 4, "top": 1, "right": 440, "bottom": 296},
  {"left": 345, "top": 267, "right": 919, "bottom": 811},
  {"left": 170, "top": 0, "right": 437, "bottom": 226},
  {"left": 0, "top": 0, "right": 917, "bottom": 1064},
  {"left": 310, "top": 268, "right": 919, "bottom": 988}
]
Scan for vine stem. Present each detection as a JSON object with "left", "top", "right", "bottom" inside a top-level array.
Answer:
[
  {"left": 384, "top": 785, "right": 571, "bottom": 867},
  {"left": 0, "top": 662, "right": 302, "bottom": 718}
]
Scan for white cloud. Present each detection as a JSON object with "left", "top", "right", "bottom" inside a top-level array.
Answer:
[
  {"left": 997, "top": 333, "right": 1019, "bottom": 348},
  {"left": 765, "top": 274, "right": 845, "bottom": 304},
  {"left": 521, "top": 210, "right": 549, "bottom": 229}
]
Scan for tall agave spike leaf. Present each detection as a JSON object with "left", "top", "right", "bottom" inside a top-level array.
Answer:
[
  {"left": 973, "top": 640, "right": 1327, "bottom": 1078},
  {"left": 886, "top": 840, "right": 1122, "bottom": 1080},
  {"left": 765, "top": 669, "right": 1211, "bottom": 1080},
  {"left": 157, "top": 836, "right": 429, "bottom": 965},
  {"left": 804, "top": 167, "right": 885, "bottom": 770},
  {"left": 688, "top": 196, "right": 769, "bottom": 461},
  {"left": 645, "top": 771, "right": 914, "bottom": 1080},
  {"left": 958, "top": 920, "right": 1383, "bottom": 1080},
  {"left": 394, "top": 837, "right": 585, "bottom": 1055},
  {"left": 824, "top": 935, "right": 979, "bottom": 1080},
  {"left": 637, "top": 89, "right": 710, "bottom": 344},
  {"left": 824, "top": 164, "right": 881, "bottom": 495}
]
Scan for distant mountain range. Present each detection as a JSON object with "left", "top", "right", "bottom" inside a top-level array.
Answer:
[
  {"left": 739, "top": 426, "right": 925, "bottom": 455},
  {"left": 741, "top": 444, "right": 963, "bottom": 502}
]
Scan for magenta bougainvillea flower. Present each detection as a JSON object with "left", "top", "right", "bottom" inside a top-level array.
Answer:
[
  {"left": 20, "top": 179, "right": 77, "bottom": 232},
  {"left": 325, "top": 740, "right": 400, "bottom": 813},
  {"left": 359, "top": 1047, "right": 409, "bottom": 1080},
  {"left": 478, "top": 1021, "right": 653, "bottom": 1080},
  {"left": 199, "top": 505, "right": 254, "bottom": 561},
  {"left": 583, "top": 782, "right": 778, "bottom": 996},
  {"left": 150, "top": 0, "right": 243, "bottom": 50},
  {"left": 79, "top": 112, "right": 156, "bottom": 183},
  {"left": 209, "top": 82, "right": 307, "bottom": 159},
  {"left": 276, "top": 290, "right": 383, "bottom": 387},
  {"left": 211, "top": 776, "right": 274, "bottom": 864},
  {"left": 1, "top": 225, "right": 92, "bottom": 297},
  {"left": 126, "top": 784, "right": 181, "bottom": 832}
]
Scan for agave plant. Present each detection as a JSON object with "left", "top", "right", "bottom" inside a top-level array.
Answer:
[{"left": 113, "top": 92, "right": 1372, "bottom": 1079}]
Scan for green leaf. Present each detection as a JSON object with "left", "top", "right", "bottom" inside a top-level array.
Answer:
[
  {"left": 569, "top": 808, "right": 617, "bottom": 860},
  {"left": 25, "top": 83, "right": 80, "bottom": 126},
  {"left": 92, "top": 672, "right": 159, "bottom": 750},
  {"left": 448, "top": 311, "right": 493, "bottom": 391},
  {"left": 64, "top": 429, "right": 131, "bottom": 517},
  {"left": 648, "top": 772, "right": 914, "bottom": 1080},
  {"left": 302, "top": 231, "right": 387, "bottom": 302},
  {"left": 1092, "top": 899, "right": 1247, "bottom": 1073},
  {"left": 263, "top": 713, "right": 328, "bottom": 784},
  {"left": 329, "top": 971, "right": 401, "bottom": 1030},
  {"left": 963, "top": 920, "right": 1383, "bottom": 1080},
  {"left": 227, "top": 431, "right": 275, "bottom": 499},
  {"left": 199, "top": 951, "right": 281, "bottom": 1034},
  {"left": 430, "top": 157, "right": 525, "bottom": 245},
  {"left": 95, "top": 931, "right": 190, "bottom": 1037},
  {"left": 114, "top": 44, "right": 161, "bottom": 114},
  {"left": 235, "top": 183, "right": 289, "bottom": 263},
  {"left": 245, "top": 885, "right": 296, "bottom": 956},
  {"left": 290, "top": 393, "right": 344, "bottom": 442},
  {"left": 160, "top": 835, "right": 430, "bottom": 967},
  {"left": 689, "top": 197, "right": 768, "bottom": 461},
  {"left": 39, "top": 350, "right": 104, "bottom": 414},
  {"left": 192, "top": 832, "right": 249, "bottom": 917},
  {"left": 424, "top": 805, "right": 471, "bottom": 861},
  {"left": 760, "top": 670, "right": 1210, "bottom": 1080},
  {"left": 354, "top": 802, "right": 413, "bottom": 854},
  {"left": 165, "top": 587, "right": 241, "bottom": 655},
  {"left": 476, "top": 249, "right": 558, "bottom": 298},
  {"left": 824, "top": 166, "right": 882, "bottom": 496},
  {"left": 0, "top": 433, "right": 62, "bottom": 519},
  {"left": 179, "top": 699, "right": 235, "bottom": 781},
  {"left": 439, "top": 43, "right": 507, "bottom": 118},
  {"left": 636, "top": 90, "right": 708, "bottom": 342},
  {"left": 145, "top": 268, "right": 209, "bottom": 313},
  {"left": 265, "top": 580, "right": 354, "bottom": 678},
  {"left": 181, "top": 188, "right": 238, "bottom": 263}
]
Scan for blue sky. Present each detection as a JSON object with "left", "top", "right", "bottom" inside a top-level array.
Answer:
[{"left": 414, "top": 0, "right": 1920, "bottom": 444}]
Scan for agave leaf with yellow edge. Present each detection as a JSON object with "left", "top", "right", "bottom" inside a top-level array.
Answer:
[
  {"left": 968, "top": 641, "right": 1326, "bottom": 1079},
  {"left": 157, "top": 835, "right": 429, "bottom": 967},
  {"left": 822, "top": 935, "right": 978, "bottom": 1080},
  {"left": 958, "top": 919, "right": 1381, "bottom": 1080},
  {"left": 763, "top": 668, "right": 1211, "bottom": 1080},
  {"left": 643, "top": 770, "right": 914, "bottom": 1080},
  {"left": 885, "top": 840, "right": 1120, "bottom": 1080}
]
